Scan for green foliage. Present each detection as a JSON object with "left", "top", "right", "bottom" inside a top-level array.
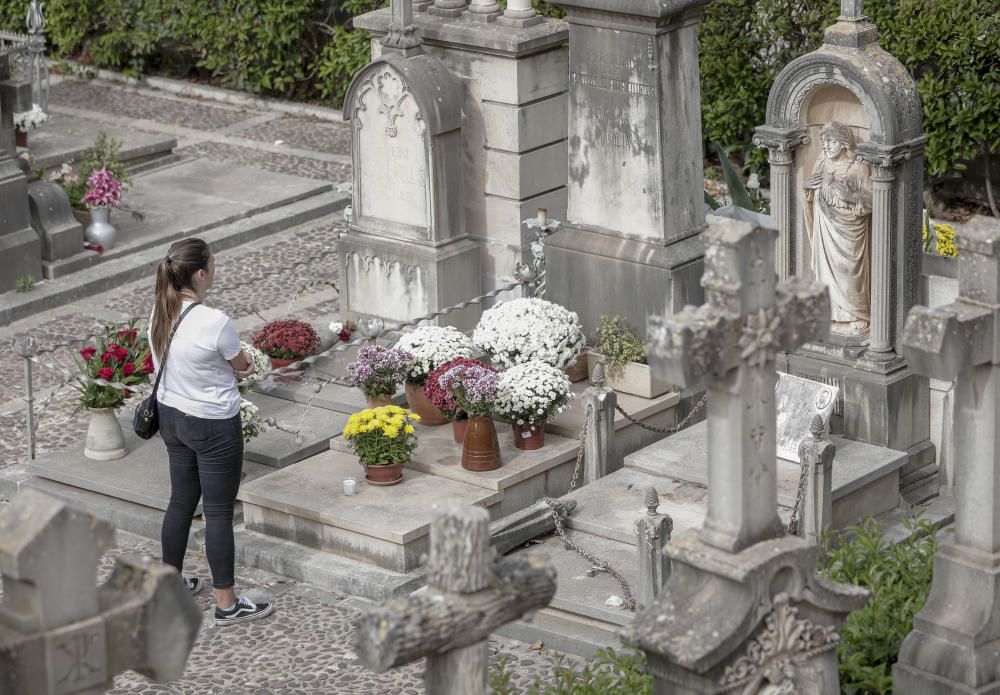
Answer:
[
  {"left": 596, "top": 315, "right": 646, "bottom": 376},
  {"left": 314, "top": 21, "right": 377, "bottom": 108},
  {"left": 818, "top": 516, "right": 939, "bottom": 694},
  {"left": 490, "top": 648, "right": 652, "bottom": 695},
  {"left": 15, "top": 275, "right": 35, "bottom": 293},
  {"left": 50, "top": 131, "right": 131, "bottom": 210}
]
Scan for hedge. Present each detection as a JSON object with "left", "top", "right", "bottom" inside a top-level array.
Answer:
[{"left": 3, "top": 0, "right": 994, "bottom": 184}]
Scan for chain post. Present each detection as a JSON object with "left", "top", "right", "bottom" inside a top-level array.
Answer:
[{"left": 13, "top": 337, "right": 38, "bottom": 460}]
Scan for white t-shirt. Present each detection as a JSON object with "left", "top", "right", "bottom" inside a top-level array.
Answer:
[{"left": 148, "top": 301, "right": 242, "bottom": 419}]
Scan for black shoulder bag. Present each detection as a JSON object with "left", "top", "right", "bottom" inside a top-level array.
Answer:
[{"left": 133, "top": 302, "right": 200, "bottom": 439}]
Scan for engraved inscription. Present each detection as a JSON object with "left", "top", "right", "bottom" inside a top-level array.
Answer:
[
  {"left": 588, "top": 50, "right": 639, "bottom": 69},
  {"left": 46, "top": 618, "right": 108, "bottom": 695},
  {"left": 570, "top": 72, "right": 655, "bottom": 97},
  {"left": 595, "top": 106, "right": 634, "bottom": 151}
]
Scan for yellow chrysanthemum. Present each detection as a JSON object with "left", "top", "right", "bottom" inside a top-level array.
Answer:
[
  {"left": 410, "top": 411, "right": 421, "bottom": 422},
  {"left": 405, "top": 424, "right": 415, "bottom": 434},
  {"left": 360, "top": 409, "right": 374, "bottom": 421},
  {"left": 383, "top": 426, "right": 400, "bottom": 438}
]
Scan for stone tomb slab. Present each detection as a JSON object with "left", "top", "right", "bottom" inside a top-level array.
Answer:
[
  {"left": 330, "top": 421, "right": 580, "bottom": 517},
  {"left": 26, "top": 415, "right": 274, "bottom": 513},
  {"left": 238, "top": 448, "right": 502, "bottom": 572},
  {"left": 625, "top": 420, "right": 907, "bottom": 525},
  {"left": 27, "top": 113, "right": 178, "bottom": 171},
  {"left": 243, "top": 392, "right": 348, "bottom": 468}
]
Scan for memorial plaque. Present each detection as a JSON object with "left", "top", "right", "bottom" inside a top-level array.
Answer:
[{"left": 775, "top": 372, "right": 839, "bottom": 461}]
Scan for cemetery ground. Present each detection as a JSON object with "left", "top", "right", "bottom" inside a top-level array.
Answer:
[{"left": 0, "top": 75, "right": 579, "bottom": 693}]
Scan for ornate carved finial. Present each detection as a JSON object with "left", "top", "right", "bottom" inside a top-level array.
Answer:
[
  {"left": 592, "top": 360, "right": 607, "bottom": 387},
  {"left": 644, "top": 486, "right": 660, "bottom": 515},
  {"left": 810, "top": 414, "right": 825, "bottom": 439},
  {"left": 11, "top": 336, "right": 38, "bottom": 358}
]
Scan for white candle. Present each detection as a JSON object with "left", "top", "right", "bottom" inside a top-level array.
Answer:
[
  {"left": 343, "top": 478, "right": 357, "bottom": 496},
  {"left": 537, "top": 208, "right": 548, "bottom": 227}
]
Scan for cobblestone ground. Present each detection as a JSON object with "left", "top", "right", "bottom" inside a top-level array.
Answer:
[{"left": 1, "top": 77, "right": 580, "bottom": 692}]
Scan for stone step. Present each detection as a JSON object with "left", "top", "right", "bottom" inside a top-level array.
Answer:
[
  {"left": 330, "top": 420, "right": 580, "bottom": 517},
  {"left": 233, "top": 526, "right": 423, "bottom": 601},
  {"left": 16, "top": 477, "right": 205, "bottom": 552},
  {"left": 27, "top": 112, "right": 178, "bottom": 171},
  {"left": 245, "top": 392, "right": 349, "bottom": 469},
  {"left": 263, "top": 373, "right": 406, "bottom": 416},
  {"left": 44, "top": 157, "right": 333, "bottom": 279},
  {"left": 497, "top": 606, "right": 625, "bottom": 659},
  {"left": 26, "top": 413, "right": 276, "bottom": 514},
  {"left": 0, "top": 190, "right": 347, "bottom": 326},
  {"left": 625, "top": 420, "right": 908, "bottom": 528},
  {"left": 238, "top": 448, "right": 502, "bottom": 573}
]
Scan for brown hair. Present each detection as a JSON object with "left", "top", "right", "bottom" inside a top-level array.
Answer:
[{"left": 152, "top": 238, "right": 211, "bottom": 361}]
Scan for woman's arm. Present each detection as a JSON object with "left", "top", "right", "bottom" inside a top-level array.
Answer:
[{"left": 229, "top": 350, "right": 253, "bottom": 378}]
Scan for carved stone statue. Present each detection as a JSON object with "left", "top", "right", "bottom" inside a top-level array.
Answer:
[{"left": 804, "top": 121, "right": 873, "bottom": 337}]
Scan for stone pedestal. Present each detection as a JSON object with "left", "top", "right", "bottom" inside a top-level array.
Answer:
[
  {"left": 544, "top": 0, "right": 708, "bottom": 335},
  {"left": 355, "top": 9, "right": 568, "bottom": 304}
]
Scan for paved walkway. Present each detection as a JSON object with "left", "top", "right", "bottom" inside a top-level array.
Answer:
[{"left": 0, "top": 76, "right": 580, "bottom": 692}]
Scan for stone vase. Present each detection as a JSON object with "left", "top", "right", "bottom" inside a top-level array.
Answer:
[
  {"left": 366, "top": 394, "right": 393, "bottom": 409},
  {"left": 404, "top": 381, "right": 447, "bottom": 426},
  {"left": 365, "top": 460, "right": 405, "bottom": 485},
  {"left": 84, "top": 207, "right": 117, "bottom": 250},
  {"left": 15, "top": 131, "right": 27, "bottom": 148},
  {"left": 452, "top": 417, "right": 468, "bottom": 444},
  {"left": 512, "top": 422, "right": 545, "bottom": 450},
  {"left": 462, "top": 415, "right": 501, "bottom": 471},
  {"left": 84, "top": 407, "right": 128, "bottom": 461}
]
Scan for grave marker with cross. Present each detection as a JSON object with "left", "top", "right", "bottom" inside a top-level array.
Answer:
[
  {"left": 647, "top": 219, "right": 831, "bottom": 553},
  {"left": 628, "top": 220, "right": 867, "bottom": 694},
  {"left": 894, "top": 217, "right": 1000, "bottom": 692},
  {"left": 352, "top": 500, "right": 556, "bottom": 695},
  {"left": 0, "top": 489, "right": 202, "bottom": 695}
]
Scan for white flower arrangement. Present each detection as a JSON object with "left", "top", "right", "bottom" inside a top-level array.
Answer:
[
  {"left": 238, "top": 341, "right": 271, "bottom": 395},
  {"left": 394, "top": 325, "right": 475, "bottom": 384},
  {"left": 494, "top": 361, "right": 574, "bottom": 425},
  {"left": 473, "top": 298, "right": 586, "bottom": 370},
  {"left": 240, "top": 398, "right": 267, "bottom": 442},
  {"left": 14, "top": 104, "right": 47, "bottom": 133}
]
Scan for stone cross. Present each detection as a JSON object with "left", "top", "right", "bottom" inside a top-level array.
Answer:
[
  {"left": 381, "top": 0, "right": 422, "bottom": 55},
  {"left": 0, "top": 489, "right": 202, "bottom": 695},
  {"left": 895, "top": 217, "right": 1000, "bottom": 692},
  {"left": 647, "top": 219, "right": 830, "bottom": 553},
  {"left": 353, "top": 500, "right": 556, "bottom": 694}
]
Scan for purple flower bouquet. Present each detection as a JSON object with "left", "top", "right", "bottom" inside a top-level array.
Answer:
[{"left": 347, "top": 345, "right": 414, "bottom": 399}]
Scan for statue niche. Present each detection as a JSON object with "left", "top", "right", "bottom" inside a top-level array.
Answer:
[{"left": 803, "top": 121, "right": 872, "bottom": 339}]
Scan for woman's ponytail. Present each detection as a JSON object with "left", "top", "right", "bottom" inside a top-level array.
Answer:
[{"left": 151, "top": 238, "right": 210, "bottom": 361}]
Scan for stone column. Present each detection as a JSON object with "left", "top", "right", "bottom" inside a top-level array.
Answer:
[
  {"left": 752, "top": 127, "right": 808, "bottom": 282},
  {"left": 868, "top": 163, "right": 895, "bottom": 354},
  {"left": 465, "top": 0, "right": 501, "bottom": 21},
  {"left": 428, "top": 0, "right": 467, "bottom": 18},
  {"left": 499, "top": 0, "right": 541, "bottom": 27}
]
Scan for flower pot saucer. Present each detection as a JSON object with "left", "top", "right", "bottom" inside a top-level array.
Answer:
[{"left": 365, "top": 474, "right": 403, "bottom": 486}]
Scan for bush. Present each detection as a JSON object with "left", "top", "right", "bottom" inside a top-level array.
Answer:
[
  {"left": 490, "top": 648, "right": 652, "bottom": 695},
  {"left": 818, "top": 516, "right": 939, "bottom": 694}
]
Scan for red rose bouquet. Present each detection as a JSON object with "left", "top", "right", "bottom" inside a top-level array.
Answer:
[
  {"left": 72, "top": 319, "right": 152, "bottom": 409},
  {"left": 252, "top": 319, "right": 320, "bottom": 360},
  {"left": 424, "top": 357, "right": 497, "bottom": 421}
]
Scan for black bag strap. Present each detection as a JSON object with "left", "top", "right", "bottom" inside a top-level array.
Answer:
[{"left": 149, "top": 302, "right": 201, "bottom": 399}]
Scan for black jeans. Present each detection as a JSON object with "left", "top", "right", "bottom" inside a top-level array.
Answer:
[{"left": 159, "top": 404, "right": 244, "bottom": 589}]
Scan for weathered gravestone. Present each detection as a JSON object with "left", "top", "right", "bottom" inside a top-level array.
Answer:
[
  {"left": 339, "top": 1, "right": 481, "bottom": 331},
  {"left": 353, "top": 500, "right": 556, "bottom": 694},
  {"left": 625, "top": 219, "right": 868, "bottom": 693},
  {"left": 0, "top": 52, "right": 42, "bottom": 293},
  {"left": 894, "top": 218, "right": 1000, "bottom": 694},
  {"left": 0, "top": 488, "right": 201, "bottom": 695},
  {"left": 755, "top": 0, "right": 932, "bottom": 480},
  {"left": 544, "top": 0, "right": 706, "bottom": 336},
  {"left": 775, "top": 372, "right": 839, "bottom": 461}
]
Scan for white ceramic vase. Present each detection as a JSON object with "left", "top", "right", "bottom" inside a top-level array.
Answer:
[{"left": 84, "top": 407, "right": 128, "bottom": 460}]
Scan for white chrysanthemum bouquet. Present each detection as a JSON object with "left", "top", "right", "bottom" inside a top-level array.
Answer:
[
  {"left": 473, "top": 298, "right": 585, "bottom": 370},
  {"left": 240, "top": 398, "right": 266, "bottom": 442},
  {"left": 494, "top": 361, "right": 574, "bottom": 426},
  {"left": 14, "top": 104, "right": 47, "bottom": 133},
  {"left": 394, "top": 325, "right": 475, "bottom": 386},
  {"left": 237, "top": 342, "right": 271, "bottom": 395}
]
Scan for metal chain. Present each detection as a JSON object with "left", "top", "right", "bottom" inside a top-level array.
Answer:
[
  {"left": 543, "top": 405, "right": 637, "bottom": 612},
  {"left": 614, "top": 392, "right": 709, "bottom": 436},
  {"left": 786, "top": 456, "right": 810, "bottom": 536}
]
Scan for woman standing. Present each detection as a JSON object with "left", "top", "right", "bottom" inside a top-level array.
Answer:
[{"left": 149, "top": 238, "right": 273, "bottom": 626}]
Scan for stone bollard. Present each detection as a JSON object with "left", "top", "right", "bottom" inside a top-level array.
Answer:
[
  {"left": 796, "top": 414, "right": 835, "bottom": 539},
  {"left": 635, "top": 487, "right": 673, "bottom": 610},
  {"left": 581, "top": 363, "right": 620, "bottom": 485}
]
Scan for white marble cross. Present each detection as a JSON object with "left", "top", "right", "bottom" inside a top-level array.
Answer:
[{"left": 647, "top": 220, "right": 830, "bottom": 553}]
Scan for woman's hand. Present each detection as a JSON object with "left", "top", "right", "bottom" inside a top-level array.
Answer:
[{"left": 234, "top": 365, "right": 255, "bottom": 379}]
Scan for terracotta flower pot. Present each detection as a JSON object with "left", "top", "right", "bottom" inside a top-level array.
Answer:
[
  {"left": 73, "top": 208, "right": 93, "bottom": 228},
  {"left": 15, "top": 131, "right": 27, "bottom": 148},
  {"left": 452, "top": 418, "right": 468, "bottom": 444},
  {"left": 366, "top": 394, "right": 393, "bottom": 409},
  {"left": 512, "top": 422, "right": 545, "bottom": 450},
  {"left": 365, "top": 460, "right": 405, "bottom": 486},
  {"left": 462, "top": 415, "right": 501, "bottom": 471},
  {"left": 270, "top": 356, "right": 307, "bottom": 370},
  {"left": 404, "top": 381, "right": 447, "bottom": 426}
]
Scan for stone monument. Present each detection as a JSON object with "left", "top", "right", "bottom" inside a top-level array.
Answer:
[
  {"left": 339, "top": 0, "right": 482, "bottom": 330},
  {"left": 754, "top": 0, "right": 932, "bottom": 481},
  {"left": 544, "top": 0, "right": 707, "bottom": 336},
  {"left": 0, "top": 488, "right": 202, "bottom": 694},
  {"left": 894, "top": 217, "right": 1000, "bottom": 694},
  {"left": 0, "top": 52, "right": 41, "bottom": 293},
  {"left": 626, "top": 219, "right": 868, "bottom": 693}
]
